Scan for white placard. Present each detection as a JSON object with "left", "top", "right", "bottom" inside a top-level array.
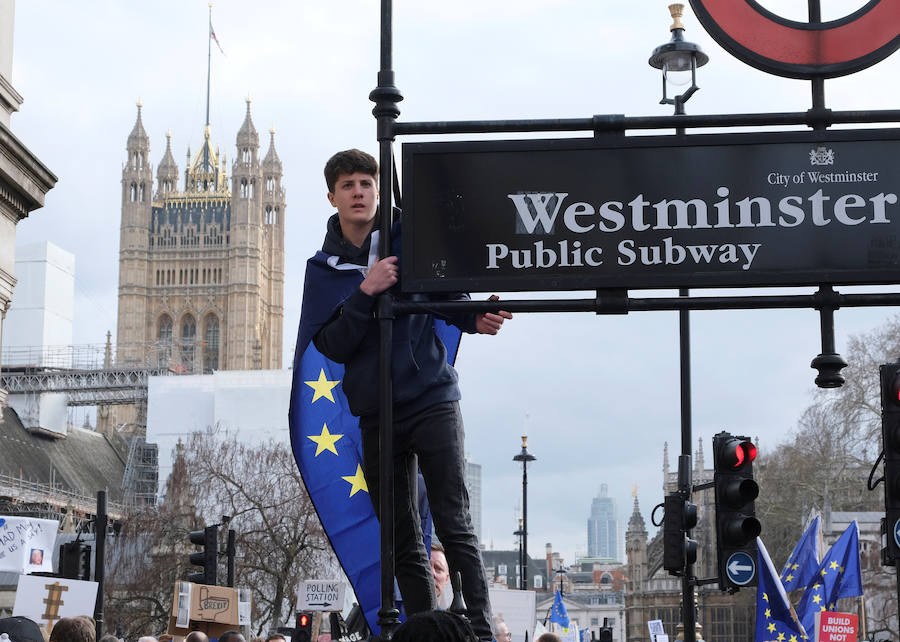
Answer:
[
  {"left": 488, "top": 588, "right": 537, "bottom": 642},
  {"left": 298, "top": 580, "right": 346, "bottom": 611},
  {"left": 13, "top": 575, "right": 99, "bottom": 631},
  {"left": 0, "top": 517, "right": 59, "bottom": 574},
  {"left": 238, "top": 587, "right": 252, "bottom": 626},
  {"left": 657, "top": 636, "right": 670, "bottom": 642},
  {"left": 648, "top": 619, "right": 665, "bottom": 640},
  {"left": 175, "top": 581, "right": 192, "bottom": 628}
]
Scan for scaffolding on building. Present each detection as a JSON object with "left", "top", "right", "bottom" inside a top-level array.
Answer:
[
  {"left": 123, "top": 437, "right": 159, "bottom": 507},
  {"left": 0, "top": 342, "right": 172, "bottom": 511}
]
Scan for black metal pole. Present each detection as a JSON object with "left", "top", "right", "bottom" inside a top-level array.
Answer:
[
  {"left": 227, "top": 528, "right": 235, "bottom": 587},
  {"left": 522, "top": 461, "right": 528, "bottom": 591},
  {"left": 808, "top": 0, "right": 826, "bottom": 131},
  {"left": 370, "top": 0, "right": 403, "bottom": 638},
  {"left": 94, "top": 491, "right": 107, "bottom": 639}
]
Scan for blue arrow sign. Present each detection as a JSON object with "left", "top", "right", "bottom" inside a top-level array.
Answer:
[
  {"left": 726, "top": 551, "right": 756, "bottom": 586},
  {"left": 894, "top": 518, "right": 900, "bottom": 549}
]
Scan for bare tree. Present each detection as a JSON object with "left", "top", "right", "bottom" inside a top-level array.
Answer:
[
  {"left": 183, "top": 428, "right": 336, "bottom": 634},
  {"left": 106, "top": 442, "right": 201, "bottom": 638},
  {"left": 755, "top": 316, "right": 900, "bottom": 639}
]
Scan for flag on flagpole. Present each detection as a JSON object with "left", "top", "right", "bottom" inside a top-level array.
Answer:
[
  {"left": 756, "top": 537, "right": 809, "bottom": 641},
  {"left": 795, "top": 521, "right": 863, "bottom": 634},
  {"left": 210, "top": 23, "right": 225, "bottom": 55},
  {"left": 781, "top": 516, "right": 820, "bottom": 592},
  {"left": 549, "top": 590, "right": 570, "bottom": 630}
]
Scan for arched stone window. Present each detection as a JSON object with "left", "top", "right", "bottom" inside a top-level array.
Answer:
[
  {"left": 181, "top": 314, "right": 196, "bottom": 373},
  {"left": 204, "top": 314, "right": 220, "bottom": 373},
  {"left": 158, "top": 315, "right": 173, "bottom": 367},
  {"left": 130, "top": 183, "right": 137, "bottom": 202}
]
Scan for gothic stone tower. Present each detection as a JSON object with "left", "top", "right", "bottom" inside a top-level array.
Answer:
[{"left": 116, "top": 99, "right": 284, "bottom": 374}]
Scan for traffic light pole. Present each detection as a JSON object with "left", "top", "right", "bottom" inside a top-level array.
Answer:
[
  {"left": 94, "top": 490, "right": 107, "bottom": 639},
  {"left": 678, "top": 288, "right": 697, "bottom": 642}
]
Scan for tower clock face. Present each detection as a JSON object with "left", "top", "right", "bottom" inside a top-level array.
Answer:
[{"left": 689, "top": 0, "right": 900, "bottom": 78}]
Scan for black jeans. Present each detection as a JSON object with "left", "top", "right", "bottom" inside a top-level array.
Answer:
[{"left": 361, "top": 401, "right": 492, "bottom": 640}]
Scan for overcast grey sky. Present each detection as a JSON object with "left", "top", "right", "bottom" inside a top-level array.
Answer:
[{"left": 8, "top": 0, "right": 900, "bottom": 564}]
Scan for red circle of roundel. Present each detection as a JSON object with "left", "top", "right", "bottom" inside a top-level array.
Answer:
[{"left": 689, "top": 0, "right": 900, "bottom": 78}]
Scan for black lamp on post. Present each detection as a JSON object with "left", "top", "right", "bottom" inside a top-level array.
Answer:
[
  {"left": 512, "top": 435, "right": 536, "bottom": 590},
  {"left": 648, "top": 8, "right": 709, "bottom": 642},
  {"left": 648, "top": 3, "right": 709, "bottom": 119}
]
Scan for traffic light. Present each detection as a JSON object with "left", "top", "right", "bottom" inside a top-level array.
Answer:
[
  {"left": 58, "top": 541, "right": 91, "bottom": 581},
  {"left": 295, "top": 611, "right": 313, "bottom": 642},
  {"left": 188, "top": 525, "right": 218, "bottom": 585},
  {"left": 663, "top": 493, "right": 698, "bottom": 575},
  {"left": 880, "top": 364, "right": 900, "bottom": 564},
  {"left": 713, "top": 431, "right": 760, "bottom": 590}
]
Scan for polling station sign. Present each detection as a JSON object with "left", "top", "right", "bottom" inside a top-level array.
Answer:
[
  {"left": 401, "top": 129, "right": 900, "bottom": 292},
  {"left": 298, "top": 580, "right": 346, "bottom": 611}
]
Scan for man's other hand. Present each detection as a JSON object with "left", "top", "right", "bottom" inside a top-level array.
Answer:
[{"left": 475, "top": 295, "right": 513, "bottom": 335}]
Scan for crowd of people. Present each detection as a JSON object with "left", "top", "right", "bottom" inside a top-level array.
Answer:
[{"left": 0, "top": 618, "right": 293, "bottom": 642}]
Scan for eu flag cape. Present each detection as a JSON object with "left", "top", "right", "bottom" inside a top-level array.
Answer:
[{"left": 288, "top": 240, "right": 461, "bottom": 635}]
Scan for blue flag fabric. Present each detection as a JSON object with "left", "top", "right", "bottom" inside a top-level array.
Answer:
[
  {"left": 549, "top": 590, "right": 570, "bottom": 629},
  {"left": 756, "top": 538, "right": 809, "bottom": 641},
  {"left": 289, "top": 242, "right": 462, "bottom": 635},
  {"left": 795, "top": 521, "right": 863, "bottom": 634},
  {"left": 781, "top": 516, "right": 820, "bottom": 592}
]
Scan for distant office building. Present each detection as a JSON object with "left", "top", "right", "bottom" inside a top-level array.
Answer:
[
  {"left": 465, "top": 456, "right": 482, "bottom": 542},
  {"left": 587, "top": 483, "right": 619, "bottom": 561}
]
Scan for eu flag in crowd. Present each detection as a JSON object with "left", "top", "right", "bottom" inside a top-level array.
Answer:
[
  {"left": 756, "top": 538, "right": 809, "bottom": 641},
  {"left": 781, "top": 516, "right": 820, "bottom": 592},
  {"left": 289, "top": 244, "right": 462, "bottom": 635},
  {"left": 795, "top": 521, "right": 863, "bottom": 634},
  {"left": 549, "top": 590, "right": 570, "bottom": 629}
]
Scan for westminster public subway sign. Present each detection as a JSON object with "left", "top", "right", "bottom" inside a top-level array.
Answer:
[{"left": 401, "top": 130, "right": 900, "bottom": 293}]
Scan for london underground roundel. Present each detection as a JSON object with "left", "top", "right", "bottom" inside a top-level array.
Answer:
[{"left": 688, "top": 0, "right": 900, "bottom": 78}]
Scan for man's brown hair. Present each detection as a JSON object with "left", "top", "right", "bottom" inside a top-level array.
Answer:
[
  {"left": 324, "top": 149, "right": 378, "bottom": 193},
  {"left": 49, "top": 617, "right": 95, "bottom": 642}
]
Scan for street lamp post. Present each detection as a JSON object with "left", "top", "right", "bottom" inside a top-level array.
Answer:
[
  {"left": 513, "top": 435, "right": 536, "bottom": 590},
  {"left": 648, "top": 6, "right": 708, "bottom": 642}
]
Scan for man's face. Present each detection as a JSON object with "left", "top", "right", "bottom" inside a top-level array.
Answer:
[
  {"left": 496, "top": 621, "right": 511, "bottom": 641},
  {"left": 328, "top": 172, "right": 378, "bottom": 228},
  {"left": 430, "top": 549, "right": 450, "bottom": 596}
]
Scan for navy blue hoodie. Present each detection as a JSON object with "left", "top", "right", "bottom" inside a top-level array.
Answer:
[{"left": 312, "top": 213, "right": 476, "bottom": 427}]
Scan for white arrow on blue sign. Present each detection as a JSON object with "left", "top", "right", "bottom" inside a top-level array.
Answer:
[{"left": 726, "top": 552, "right": 756, "bottom": 586}]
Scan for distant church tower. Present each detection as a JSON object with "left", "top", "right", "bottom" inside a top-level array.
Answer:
[{"left": 115, "top": 98, "right": 284, "bottom": 374}]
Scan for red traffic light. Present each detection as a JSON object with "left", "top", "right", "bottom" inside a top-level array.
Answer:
[
  {"left": 721, "top": 438, "right": 757, "bottom": 469},
  {"left": 299, "top": 614, "right": 310, "bottom": 627}
]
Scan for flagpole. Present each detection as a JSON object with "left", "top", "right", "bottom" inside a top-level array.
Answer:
[{"left": 206, "top": 2, "right": 212, "bottom": 128}]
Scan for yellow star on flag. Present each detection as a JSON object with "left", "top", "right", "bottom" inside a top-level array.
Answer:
[
  {"left": 307, "top": 424, "right": 343, "bottom": 456},
  {"left": 776, "top": 633, "right": 785, "bottom": 642},
  {"left": 785, "top": 574, "right": 793, "bottom": 583},
  {"left": 820, "top": 568, "right": 827, "bottom": 577},
  {"left": 305, "top": 369, "right": 340, "bottom": 403},
  {"left": 767, "top": 623, "right": 776, "bottom": 633},
  {"left": 820, "top": 605, "right": 827, "bottom": 612},
  {"left": 790, "top": 635, "right": 798, "bottom": 642},
  {"left": 791, "top": 563, "right": 799, "bottom": 570},
  {"left": 813, "top": 594, "right": 822, "bottom": 604},
  {"left": 829, "top": 561, "right": 839, "bottom": 570},
  {"left": 765, "top": 608, "right": 771, "bottom": 619},
  {"left": 762, "top": 593, "right": 769, "bottom": 602},
  {"left": 341, "top": 464, "right": 369, "bottom": 497}
]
